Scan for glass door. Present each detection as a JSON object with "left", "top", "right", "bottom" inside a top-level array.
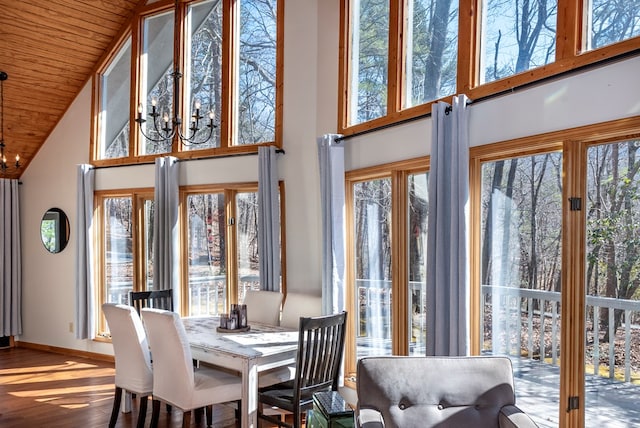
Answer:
[
  {"left": 583, "top": 139, "right": 640, "bottom": 427},
  {"left": 477, "top": 151, "right": 563, "bottom": 427}
]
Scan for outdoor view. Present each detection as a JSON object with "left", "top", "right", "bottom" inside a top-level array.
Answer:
[
  {"left": 481, "top": 140, "right": 640, "bottom": 426},
  {"left": 349, "top": 0, "right": 640, "bottom": 127},
  {"left": 353, "top": 171, "right": 429, "bottom": 358}
]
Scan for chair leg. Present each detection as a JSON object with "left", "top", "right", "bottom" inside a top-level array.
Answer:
[
  {"left": 182, "top": 410, "right": 192, "bottom": 428},
  {"left": 108, "top": 386, "right": 123, "bottom": 428},
  {"left": 195, "top": 407, "right": 203, "bottom": 423},
  {"left": 136, "top": 395, "right": 148, "bottom": 428},
  {"left": 150, "top": 399, "right": 161, "bottom": 428},
  {"left": 206, "top": 405, "right": 213, "bottom": 427}
]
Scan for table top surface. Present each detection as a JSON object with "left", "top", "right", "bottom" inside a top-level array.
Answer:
[{"left": 182, "top": 316, "right": 298, "bottom": 360}]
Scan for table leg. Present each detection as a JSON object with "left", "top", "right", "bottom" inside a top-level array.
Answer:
[{"left": 241, "top": 360, "right": 259, "bottom": 428}]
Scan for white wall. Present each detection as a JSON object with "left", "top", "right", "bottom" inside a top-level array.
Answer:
[{"left": 17, "top": 0, "right": 640, "bottom": 353}]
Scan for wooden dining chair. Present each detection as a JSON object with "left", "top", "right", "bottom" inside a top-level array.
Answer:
[
  {"left": 258, "top": 311, "right": 348, "bottom": 428},
  {"left": 129, "top": 289, "right": 173, "bottom": 314},
  {"left": 102, "top": 303, "right": 153, "bottom": 428},
  {"left": 141, "top": 308, "right": 243, "bottom": 428}
]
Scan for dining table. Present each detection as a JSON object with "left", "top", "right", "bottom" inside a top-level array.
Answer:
[{"left": 182, "top": 316, "right": 298, "bottom": 428}]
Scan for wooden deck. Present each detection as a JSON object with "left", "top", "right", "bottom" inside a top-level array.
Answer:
[{"left": 513, "top": 358, "right": 640, "bottom": 427}]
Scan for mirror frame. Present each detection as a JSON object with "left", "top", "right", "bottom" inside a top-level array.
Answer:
[{"left": 40, "top": 207, "right": 70, "bottom": 253}]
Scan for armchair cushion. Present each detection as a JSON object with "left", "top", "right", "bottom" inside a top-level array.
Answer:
[{"left": 356, "top": 356, "right": 538, "bottom": 428}]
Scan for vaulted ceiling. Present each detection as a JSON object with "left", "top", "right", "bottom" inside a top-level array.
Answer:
[{"left": 0, "top": 0, "right": 141, "bottom": 179}]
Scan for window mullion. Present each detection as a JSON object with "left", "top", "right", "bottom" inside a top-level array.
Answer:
[
  {"left": 457, "top": 0, "right": 481, "bottom": 93},
  {"left": 392, "top": 170, "right": 408, "bottom": 355},
  {"left": 226, "top": 188, "right": 238, "bottom": 305},
  {"left": 221, "top": 0, "right": 238, "bottom": 149},
  {"left": 388, "top": 0, "right": 402, "bottom": 115},
  {"left": 556, "top": 0, "right": 583, "bottom": 61}
]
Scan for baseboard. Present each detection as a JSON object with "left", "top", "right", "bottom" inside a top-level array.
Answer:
[{"left": 15, "top": 341, "right": 115, "bottom": 363}]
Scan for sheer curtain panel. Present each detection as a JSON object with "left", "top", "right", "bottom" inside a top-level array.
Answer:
[
  {"left": 258, "top": 145, "right": 281, "bottom": 292},
  {"left": 74, "top": 164, "right": 94, "bottom": 339},
  {"left": 317, "top": 134, "right": 346, "bottom": 315},
  {"left": 426, "top": 94, "right": 470, "bottom": 356},
  {"left": 0, "top": 178, "right": 21, "bottom": 337}
]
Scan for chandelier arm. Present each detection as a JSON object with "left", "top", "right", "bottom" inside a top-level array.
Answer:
[
  {"left": 136, "top": 118, "right": 174, "bottom": 145},
  {"left": 178, "top": 123, "right": 217, "bottom": 146}
]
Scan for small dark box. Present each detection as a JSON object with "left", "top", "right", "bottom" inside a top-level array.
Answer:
[{"left": 308, "top": 391, "right": 354, "bottom": 428}]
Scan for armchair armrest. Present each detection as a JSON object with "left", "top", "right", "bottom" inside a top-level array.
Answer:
[
  {"left": 356, "top": 408, "right": 385, "bottom": 428},
  {"left": 499, "top": 405, "right": 539, "bottom": 428}
]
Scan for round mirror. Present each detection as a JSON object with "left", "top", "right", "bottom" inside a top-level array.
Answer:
[{"left": 41, "top": 208, "right": 70, "bottom": 253}]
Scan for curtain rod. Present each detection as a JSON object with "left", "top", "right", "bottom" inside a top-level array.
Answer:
[
  {"left": 336, "top": 47, "right": 640, "bottom": 143},
  {"left": 91, "top": 148, "right": 285, "bottom": 170}
]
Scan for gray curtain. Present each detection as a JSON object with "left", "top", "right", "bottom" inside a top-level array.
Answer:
[
  {"left": 153, "top": 157, "right": 180, "bottom": 304},
  {"left": 0, "top": 178, "right": 22, "bottom": 337},
  {"left": 258, "top": 146, "right": 281, "bottom": 292},
  {"left": 317, "top": 134, "right": 345, "bottom": 315},
  {"left": 426, "top": 94, "right": 470, "bottom": 356},
  {"left": 74, "top": 164, "right": 94, "bottom": 339}
]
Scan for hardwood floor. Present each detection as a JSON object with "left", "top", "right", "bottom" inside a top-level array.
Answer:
[{"left": 0, "top": 347, "right": 239, "bottom": 427}]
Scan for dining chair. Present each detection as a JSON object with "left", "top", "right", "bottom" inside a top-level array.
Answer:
[
  {"left": 141, "top": 308, "right": 243, "bottom": 428},
  {"left": 279, "top": 292, "right": 322, "bottom": 329},
  {"left": 102, "top": 303, "right": 153, "bottom": 428},
  {"left": 243, "top": 289, "right": 283, "bottom": 325},
  {"left": 129, "top": 289, "right": 174, "bottom": 314},
  {"left": 258, "top": 311, "right": 348, "bottom": 428}
]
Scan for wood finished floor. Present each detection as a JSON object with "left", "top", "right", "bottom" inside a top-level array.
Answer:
[{"left": 0, "top": 347, "right": 242, "bottom": 427}]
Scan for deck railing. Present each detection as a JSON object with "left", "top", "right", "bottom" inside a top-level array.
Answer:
[{"left": 355, "top": 280, "right": 640, "bottom": 383}]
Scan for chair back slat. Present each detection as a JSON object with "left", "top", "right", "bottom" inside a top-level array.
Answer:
[
  {"left": 295, "top": 312, "right": 347, "bottom": 402},
  {"left": 129, "top": 289, "right": 174, "bottom": 315}
]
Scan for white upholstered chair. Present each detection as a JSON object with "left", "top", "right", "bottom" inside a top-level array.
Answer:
[
  {"left": 141, "top": 308, "right": 243, "bottom": 428},
  {"left": 243, "top": 290, "right": 283, "bottom": 325},
  {"left": 258, "top": 293, "right": 323, "bottom": 389},
  {"left": 279, "top": 292, "right": 322, "bottom": 329},
  {"left": 102, "top": 303, "right": 153, "bottom": 428}
]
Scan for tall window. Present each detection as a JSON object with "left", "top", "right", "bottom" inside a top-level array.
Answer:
[
  {"left": 345, "top": 159, "right": 428, "bottom": 383},
  {"left": 479, "top": 0, "right": 557, "bottom": 84},
  {"left": 94, "top": 0, "right": 283, "bottom": 163},
  {"left": 340, "top": 0, "right": 640, "bottom": 134},
  {"left": 97, "top": 36, "right": 132, "bottom": 159},
  {"left": 182, "top": 183, "right": 283, "bottom": 316},
  {"left": 96, "top": 190, "right": 154, "bottom": 335}
]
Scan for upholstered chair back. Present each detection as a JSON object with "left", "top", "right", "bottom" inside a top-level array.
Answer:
[
  {"left": 356, "top": 356, "right": 538, "bottom": 428},
  {"left": 102, "top": 303, "right": 153, "bottom": 394}
]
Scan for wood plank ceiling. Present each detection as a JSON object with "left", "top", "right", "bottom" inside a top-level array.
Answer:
[{"left": 0, "top": 0, "right": 141, "bottom": 179}]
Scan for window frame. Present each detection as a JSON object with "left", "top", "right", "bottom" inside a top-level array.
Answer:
[
  {"left": 91, "top": 0, "right": 284, "bottom": 167},
  {"left": 338, "top": 0, "right": 640, "bottom": 136},
  {"left": 95, "top": 188, "right": 154, "bottom": 337},
  {"left": 344, "top": 156, "right": 429, "bottom": 387},
  {"left": 179, "top": 181, "right": 286, "bottom": 315}
]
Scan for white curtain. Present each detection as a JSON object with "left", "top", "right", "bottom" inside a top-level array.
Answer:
[
  {"left": 258, "top": 146, "right": 281, "bottom": 292},
  {"left": 426, "top": 94, "right": 470, "bottom": 356},
  {"left": 74, "top": 164, "right": 94, "bottom": 339},
  {"left": 1, "top": 178, "right": 21, "bottom": 337},
  {"left": 153, "top": 157, "right": 180, "bottom": 305},
  {"left": 317, "top": 134, "right": 345, "bottom": 315}
]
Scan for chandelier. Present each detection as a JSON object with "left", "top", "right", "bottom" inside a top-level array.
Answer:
[
  {"left": 135, "top": 68, "right": 216, "bottom": 146},
  {"left": 0, "top": 71, "right": 21, "bottom": 174}
]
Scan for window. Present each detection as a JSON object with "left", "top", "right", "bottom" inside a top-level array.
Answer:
[
  {"left": 97, "top": 36, "right": 132, "bottom": 159},
  {"left": 339, "top": 0, "right": 640, "bottom": 134},
  {"left": 182, "top": 183, "right": 284, "bottom": 316},
  {"left": 345, "top": 158, "right": 428, "bottom": 384},
  {"left": 480, "top": 0, "right": 557, "bottom": 84},
  {"left": 93, "top": 0, "right": 282, "bottom": 164},
  {"left": 96, "top": 190, "right": 154, "bottom": 335}
]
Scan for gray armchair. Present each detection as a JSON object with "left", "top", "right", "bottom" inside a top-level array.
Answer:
[{"left": 356, "top": 356, "right": 538, "bottom": 428}]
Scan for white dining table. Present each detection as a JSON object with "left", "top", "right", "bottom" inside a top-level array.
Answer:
[{"left": 182, "top": 316, "right": 298, "bottom": 428}]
